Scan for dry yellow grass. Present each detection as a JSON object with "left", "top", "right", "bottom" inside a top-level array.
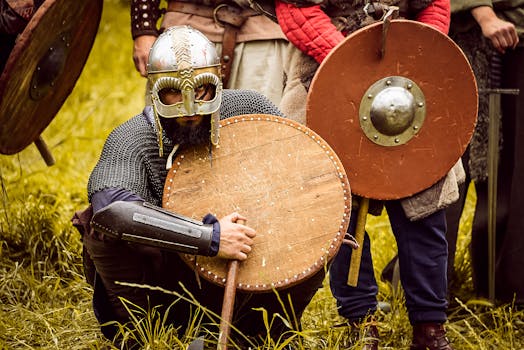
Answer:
[{"left": 0, "top": 0, "right": 522, "bottom": 349}]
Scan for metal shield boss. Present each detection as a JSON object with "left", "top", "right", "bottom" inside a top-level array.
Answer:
[
  {"left": 307, "top": 19, "right": 478, "bottom": 199},
  {"left": 0, "top": 0, "right": 103, "bottom": 156}
]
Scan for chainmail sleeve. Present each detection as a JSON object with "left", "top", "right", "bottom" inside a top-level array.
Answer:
[
  {"left": 89, "top": 92, "right": 283, "bottom": 205},
  {"left": 87, "top": 110, "right": 169, "bottom": 206},
  {"left": 220, "top": 89, "right": 286, "bottom": 119}
]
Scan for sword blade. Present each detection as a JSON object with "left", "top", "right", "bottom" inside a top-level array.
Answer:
[{"left": 487, "top": 92, "right": 500, "bottom": 302}]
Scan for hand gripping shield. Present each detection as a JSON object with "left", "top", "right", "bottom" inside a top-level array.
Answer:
[
  {"left": 0, "top": 0, "right": 102, "bottom": 157},
  {"left": 307, "top": 20, "right": 478, "bottom": 199}
]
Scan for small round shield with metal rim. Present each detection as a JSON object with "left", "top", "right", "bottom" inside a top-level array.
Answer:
[
  {"left": 307, "top": 19, "right": 478, "bottom": 200},
  {"left": 163, "top": 114, "right": 351, "bottom": 292},
  {"left": 0, "top": 0, "right": 103, "bottom": 155}
]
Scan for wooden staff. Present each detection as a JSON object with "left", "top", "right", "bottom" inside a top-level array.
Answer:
[
  {"left": 217, "top": 219, "right": 245, "bottom": 350},
  {"left": 34, "top": 135, "right": 55, "bottom": 166},
  {"left": 347, "top": 197, "right": 369, "bottom": 286}
]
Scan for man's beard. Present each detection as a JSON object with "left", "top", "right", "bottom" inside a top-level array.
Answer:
[{"left": 161, "top": 116, "right": 211, "bottom": 147}]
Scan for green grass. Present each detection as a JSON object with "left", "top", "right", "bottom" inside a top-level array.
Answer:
[{"left": 1, "top": 0, "right": 523, "bottom": 348}]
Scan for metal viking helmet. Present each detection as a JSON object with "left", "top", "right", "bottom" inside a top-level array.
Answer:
[{"left": 147, "top": 25, "right": 223, "bottom": 155}]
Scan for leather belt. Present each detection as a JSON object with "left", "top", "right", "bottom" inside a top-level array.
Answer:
[{"left": 167, "top": 1, "right": 258, "bottom": 87}]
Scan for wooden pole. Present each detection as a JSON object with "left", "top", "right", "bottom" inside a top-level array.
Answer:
[
  {"left": 34, "top": 135, "right": 55, "bottom": 166},
  {"left": 217, "top": 219, "right": 245, "bottom": 350},
  {"left": 347, "top": 197, "right": 369, "bottom": 287}
]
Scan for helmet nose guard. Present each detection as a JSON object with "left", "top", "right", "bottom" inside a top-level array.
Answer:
[{"left": 147, "top": 26, "right": 223, "bottom": 155}]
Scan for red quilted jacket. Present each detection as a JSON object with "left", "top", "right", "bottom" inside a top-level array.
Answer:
[{"left": 275, "top": 0, "right": 450, "bottom": 63}]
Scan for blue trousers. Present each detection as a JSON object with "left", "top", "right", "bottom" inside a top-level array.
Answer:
[{"left": 329, "top": 200, "right": 449, "bottom": 324}]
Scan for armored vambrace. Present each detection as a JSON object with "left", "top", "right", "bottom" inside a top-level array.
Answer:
[{"left": 91, "top": 201, "right": 214, "bottom": 256}]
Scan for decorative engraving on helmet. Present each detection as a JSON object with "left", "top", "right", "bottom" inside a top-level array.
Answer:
[{"left": 359, "top": 76, "right": 426, "bottom": 146}]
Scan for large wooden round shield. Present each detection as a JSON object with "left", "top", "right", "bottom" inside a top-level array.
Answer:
[
  {"left": 163, "top": 114, "right": 351, "bottom": 292},
  {"left": 307, "top": 20, "right": 478, "bottom": 200},
  {"left": 0, "top": 0, "right": 103, "bottom": 155}
]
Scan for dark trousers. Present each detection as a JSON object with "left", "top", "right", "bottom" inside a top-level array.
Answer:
[
  {"left": 82, "top": 232, "right": 325, "bottom": 342},
  {"left": 444, "top": 149, "right": 470, "bottom": 286},
  {"left": 330, "top": 200, "right": 449, "bottom": 324}
]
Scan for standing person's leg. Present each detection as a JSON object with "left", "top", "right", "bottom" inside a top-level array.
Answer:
[
  {"left": 386, "top": 201, "right": 453, "bottom": 349},
  {"left": 492, "top": 46, "right": 524, "bottom": 303},
  {"left": 386, "top": 200, "right": 448, "bottom": 324},
  {"left": 444, "top": 149, "right": 471, "bottom": 288},
  {"left": 329, "top": 207, "right": 378, "bottom": 323}
]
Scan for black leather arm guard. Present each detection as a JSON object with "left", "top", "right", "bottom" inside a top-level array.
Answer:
[{"left": 91, "top": 201, "right": 214, "bottom": 256}]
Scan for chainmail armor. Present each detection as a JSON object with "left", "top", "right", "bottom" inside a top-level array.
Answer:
[
  {"left": 88, "top": 89, "right": 284, "bottom": 204},
  {"left": 218, "top": 89, "right": 285, "bottom": 119},
  {"left": 449, "top": 25, "right": 497, "bottom": 181}
]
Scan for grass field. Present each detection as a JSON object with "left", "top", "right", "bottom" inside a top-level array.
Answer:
[{"left": 0, "top": 0, "right": 522, "bottom": 348}]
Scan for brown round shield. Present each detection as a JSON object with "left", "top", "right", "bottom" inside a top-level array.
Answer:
[
  {"left": 163, "top": 114, "right": 351, "bottom": 292},
  {"left": 0, "top": 0, "right": 103, "bottom": 155},
  {"left": 307, "top": 20, "right": 478, "bottom": 200}
]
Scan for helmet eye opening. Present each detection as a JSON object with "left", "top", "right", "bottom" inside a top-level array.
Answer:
[
  {"left": 159, "top": 88, "right": 183, "bottom": 105},
  {"left": 195, "top": 83, "right": 216, "bottom": 101}
]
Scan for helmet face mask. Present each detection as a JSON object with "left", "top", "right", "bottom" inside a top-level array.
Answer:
[{"left": 147, "top": 26, "right": 223, "bottom": 155}]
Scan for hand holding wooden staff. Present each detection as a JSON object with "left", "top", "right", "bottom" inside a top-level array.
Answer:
[{"left": 216, "top": 214, "right": 254, "bottom": 350}]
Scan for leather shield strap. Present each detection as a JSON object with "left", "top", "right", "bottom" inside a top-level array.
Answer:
[
  {"left": 166, "top": 1, "right": 257, "bottom": 87},
  {"left": 219, "top": 21, "right": 237, "bottom": 87}
]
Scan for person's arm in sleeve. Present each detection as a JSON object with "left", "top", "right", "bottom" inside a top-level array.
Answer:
[
  {"left": 415, "top": 0, "right": 451, "bottom": 34},
  {"left": 91, "top": 189, "right": 255, "bottom": 260},
  {"left": 275, "top": 0, "right": 344, "bottom": 63},
  {"left": 276, "top": 0, "right": 451, "bottom": 62},
  {"left": 470, "top": 5, "right": 519, "bottom": 53},
  {"left": 131, "top": 0, "right": 162, "bottom": 76}
]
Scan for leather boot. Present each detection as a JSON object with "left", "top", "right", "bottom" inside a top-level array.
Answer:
[
  {"left": 345, "top": 320, "right": 379, "bottom": 350},
  {"left": 410, "top": 323, "right": 453, "bottom": 350}
]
